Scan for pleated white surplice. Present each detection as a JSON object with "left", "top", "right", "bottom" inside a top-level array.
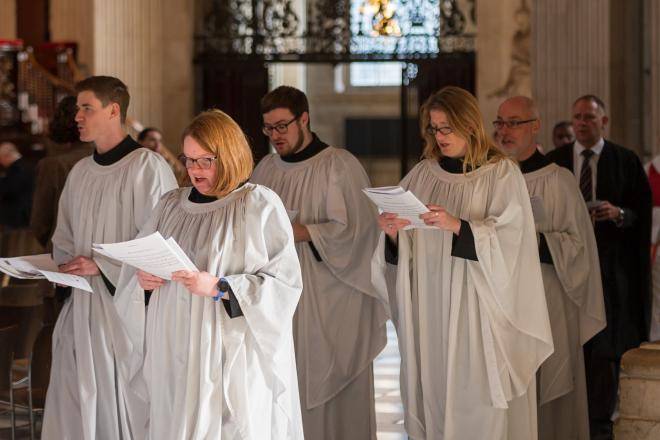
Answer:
[
  {"left": 251, "top": 147, "right": 387, "bottom": 440},
  {"left": 524, "top": 163, "right": 605, "bottom": 440},
  {"left": 114, "top": 184, "right": 305, "bottom": 440},
  {"left": 372, "top": 158, "right": 554, "bottom": 440},
  {"left": 42, "top": 149, "right": 177, "bottom": 440}
]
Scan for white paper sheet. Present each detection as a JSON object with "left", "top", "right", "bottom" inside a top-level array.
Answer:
[
  {"left": 40, "top": 270, "right": 93, "bottom": 293},
  {"left": 529, "top": 195, "right": 547, "bottom": 223},
  {"left": 0, "top": 254, "right": 93, "bottom": 292},
  {"left": 93, "top": 232, "right": 198, "bottom": 280},
  {"left": 363, "top": 186, "right": 433, "bottom": 230}
]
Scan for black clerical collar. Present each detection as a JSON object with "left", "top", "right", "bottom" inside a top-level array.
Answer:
[
  {"left": 93, "top": 135, "right": 141, "bottom": 166},
  {"left": 281, "top": 133, "right": 329, "bottom": 163},
  {"left": 519, "top": 149, "right": 551, "bottom": 174},
  {"left": 439, "top": 156, "right": 473, "bottom": 174},
  {"left": 188, "top": 187, "right": 218, "bottom": 203}
]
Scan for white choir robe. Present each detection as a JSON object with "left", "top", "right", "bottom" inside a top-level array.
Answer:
[
  {"left": 113, "top": 184, "right": 305, "bottom": 440},
  {"left": 523, "top": 163, "right": 606, "bottom": 440},
  {"left": 372, "top": 158, "right": 554, "bottom": 440},
  {"left": 250, "top": 147, "right": 388, "bottom": 440},
  {"left": 43, "top": 149, "right": 177, "bottom": 440}
]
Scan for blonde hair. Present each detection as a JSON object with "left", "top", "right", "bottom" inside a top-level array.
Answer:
[
  {"left": 420, "top": 86, "right": 504, "bottom": 173},
  {"left": 182, "top": 109, "right": 254, "bottom": 197}
]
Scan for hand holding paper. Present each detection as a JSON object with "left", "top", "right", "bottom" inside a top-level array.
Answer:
[
  {"left": 363, "top": 186, "right": 433, "bottom": 230},
  {"left": 0, "top": 254, "right": 93, "bottom": 292},
  {"left": 93, "top": 232, "right": 197, "bottom": 280}
]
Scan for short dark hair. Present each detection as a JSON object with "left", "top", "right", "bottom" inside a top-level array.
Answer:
[
  {"left": 552, "top": 120, "right": 572, "bottom": 133},
  {"left": 50, "top": 96, "right": 80, "bottom": 144},
  {"left": 260, "top": 86, "right": 309, "bottom": 118},
  {"left": 573, "top": 94, "right": 606, "bottom": 113},
  {"left": 137, "top": 127, "right": 161, "bottom": 142},
  {"left": 75, "top": 76, "right": 130, "bottom": 123}
]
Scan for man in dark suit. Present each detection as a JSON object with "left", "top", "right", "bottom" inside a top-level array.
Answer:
[{"left": 547, "top": 94, "right": 652, "bottom": 440}]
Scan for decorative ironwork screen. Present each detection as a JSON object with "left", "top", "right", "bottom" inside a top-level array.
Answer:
[{"left": 196, "top": 0, "right": 475, "bottom": 62}]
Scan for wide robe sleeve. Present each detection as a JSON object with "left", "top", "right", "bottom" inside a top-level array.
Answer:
[
  {"left": 467, "top": 161, "right": 554, "bottom": 408},
  {"left": 304, "top": 150, "right": 382, "bottom": 300},
  {"left": 222, "top": 188, "right": 303, "bottom": 369},
  {"left": 542, "top": 169, "right": 606, "bottom": 344}
]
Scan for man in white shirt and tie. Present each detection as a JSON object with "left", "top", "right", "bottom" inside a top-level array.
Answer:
[{"left": 547, "top": 94, "right": 652, "bottom": 440}]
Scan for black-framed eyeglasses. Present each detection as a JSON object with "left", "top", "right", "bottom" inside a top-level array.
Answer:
[
  {"left": 426, "top": 125, "right": 454, "bottom": 136},
  {"left": 178, "top": 155, "right": 217, "bottom": 169},
  {"left": 493, "top": 119, "right": 537, "bottom": 130},
  {"left": 262, "top": 116, "right": 299, "bottom": 136}
]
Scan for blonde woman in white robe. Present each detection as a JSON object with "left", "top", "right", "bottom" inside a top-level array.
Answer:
[
  {"left": 372, "top": 86, "right": 553, "bottom": 440},
  {"left": 114, "top": 110, "right": 304, "bottom": 439}
]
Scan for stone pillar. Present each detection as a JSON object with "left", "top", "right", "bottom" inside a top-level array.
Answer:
[
  {"left": 614, "top": 342, "right": 660, "bottom": 438},
  {"left": 50, "top": 0, "right": 196, "bottom": 149},
  {"left": 0, "top": 0, "right": 16, "bottom": 39},
  {"left": 531, "top": 0, "right": 610, "bottom": 149},
  {"left": 93, "top": 0, "right": 164, "bottom": 132},
  {"left": 50, "top": 0, "right": 95, "bottom": 73},
  {"left": 647, "top": 0, "right": 660, "bottom": 157},
  {"left": 160, "top": 0, "right": 194, "bottom": 151},
  {"left": 476, "top": 0, "right": 532, "bottom": 129}
]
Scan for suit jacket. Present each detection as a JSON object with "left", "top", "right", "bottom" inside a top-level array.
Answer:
[{"left": 547, "top": 140, "right": 652, "bottom": 357}]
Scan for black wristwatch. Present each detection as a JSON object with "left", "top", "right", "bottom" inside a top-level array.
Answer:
[{"left": 213, "top": 277, "right": 230, "bottom": 302}]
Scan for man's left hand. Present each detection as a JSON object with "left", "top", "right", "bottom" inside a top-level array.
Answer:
[
  {"left": 593, "top": 201, "right": 622, "bottom": 222},
  {"left": 59, "top": 256, "right": 100, "bottom": 276},
  {"left": 292, "top": 222, "right": 311, "bottom": 242}
]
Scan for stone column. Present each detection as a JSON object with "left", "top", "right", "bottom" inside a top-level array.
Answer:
[
  {"left": 476, "top": 0, "right": 532, "bottom": 129},
  {"left": 614, "top": 342, "right": 660, "bottom": 438},
  {"left": 0, "top": 0, "right": 16, "bottom": 39},
  {"left": 646, "top": 0, "right": 660, "bottom": 157},
  {"left": 93, "top": 0, "right": 164, "bottom": 131},
  {"left": 531, "top": 0, "right": 610, "bottom": 149},
  {"left": 50, "top": 0, "right": 94, "bottom": 73}
]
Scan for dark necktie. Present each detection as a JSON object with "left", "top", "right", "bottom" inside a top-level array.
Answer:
[{"left": 580, "top": 149, "right": 595, "bottom": 201}]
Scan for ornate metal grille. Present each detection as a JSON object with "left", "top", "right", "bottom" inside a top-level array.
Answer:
[{"left": 196, "top": 0, "right": 475, "bottom": 62}]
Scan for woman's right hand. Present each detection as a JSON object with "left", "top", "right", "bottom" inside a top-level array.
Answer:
[
  {"left": 137, "top": 270, "right": 166, "bottom": 290},
  {"left": 378, "top": 212, "right": 411, "bottom": 241}
]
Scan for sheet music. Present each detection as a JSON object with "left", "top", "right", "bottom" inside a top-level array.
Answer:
[
  {"left": 363, "top": 186, "right": 433, "bottom": 230},
  {"left": 0, "top": 254, "right": 93, "bottom": 292},
  {"left": 39, "top": 270, "right": 93, "bottom": 293},
  {"left": 529, "top": 195, "right": 547, "bottom": 223},
  {"left": 93, "top": 232, "right": 198, "bottom": 280}
]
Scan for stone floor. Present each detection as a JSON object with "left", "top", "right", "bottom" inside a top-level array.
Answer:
[
  {"left": 375, "top": 320, "right": 406, "bottom": 440},
  {"left": 0, "top": 320, "right": 406, "bottom": 440}
]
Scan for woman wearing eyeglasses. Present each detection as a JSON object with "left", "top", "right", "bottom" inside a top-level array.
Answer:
[
  {"left": 371, "top": 86, "right": 553, "bottom": 440},
  {"left": 113, "top": 109, "right": 305, "bottom": 439}
]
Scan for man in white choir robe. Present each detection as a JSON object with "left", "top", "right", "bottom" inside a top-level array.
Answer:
[
  {"left": 42, "top": 76, "right": 178, "bottom": 440},
  {"left": 250, "top": 85, "right": 387, "bottom": 440},
  {"left": 496, "top": 96, "right": 606, "bottom": 440}
]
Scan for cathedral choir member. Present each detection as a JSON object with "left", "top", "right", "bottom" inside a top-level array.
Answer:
[
  {"left": 42, "top": 76, "right": 177, "bottom": 439},
  {"left": 371, "top": 86, "right": 553, "bottom": 440},
  {"left": 497, "top": 96, "right": 606, "bottom": 440},
  {"left": 114, "top": 109, "right": 305, "bottom": 439},
  {"left": 547, "top": 95, "right": 652, "bottom": 440},
  {"left": 250, "top": 86, "right": 387, "bottom": 440},
  {"left": 644, "top": 155, "right": 660, "bottom": 341}
]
